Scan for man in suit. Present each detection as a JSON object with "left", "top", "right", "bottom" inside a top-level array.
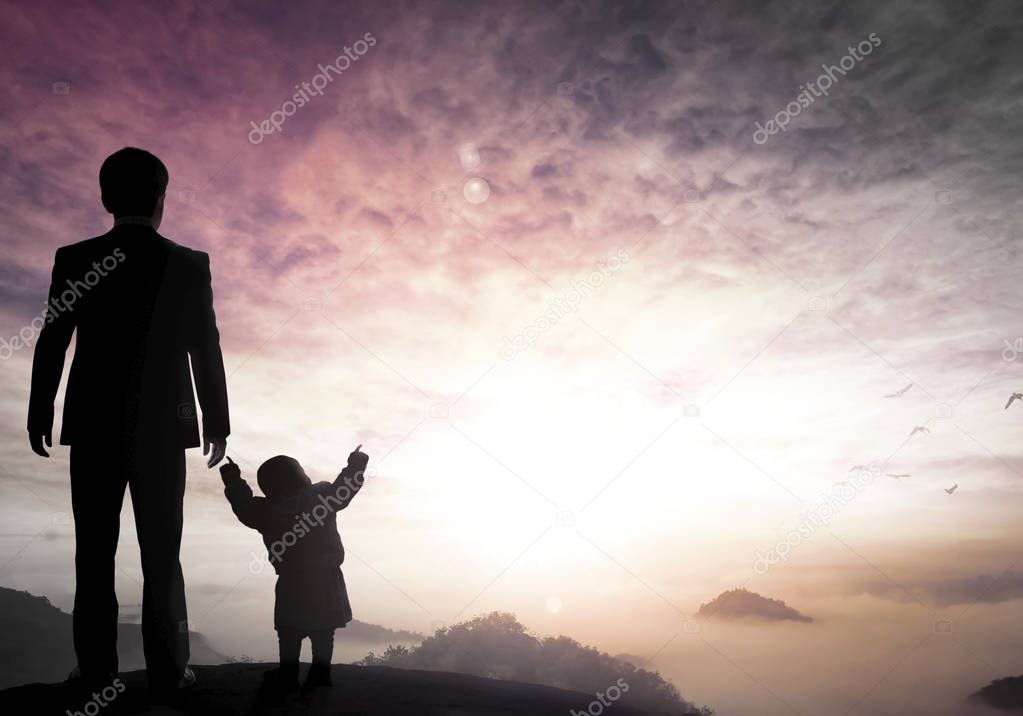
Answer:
[{"left": 27, "top": 147, "right": 230, "bottom": 694}]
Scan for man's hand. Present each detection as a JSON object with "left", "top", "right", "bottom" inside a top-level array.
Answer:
[
  {"left": 219, "top": 455, "right": 241, "bottom": 482},
  {"left": 29, "top": 432, "right": 52, "bottom": 458},
  {"left": 347, "top": 444, "right": 369, "bottom": 474},
  {"left": 204, "top": 436, "right": 227, "bottom": 468}
]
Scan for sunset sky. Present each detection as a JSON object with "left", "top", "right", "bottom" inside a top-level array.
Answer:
[{"left": 1, "top": 1, "right": 1022, "bottom": 714}]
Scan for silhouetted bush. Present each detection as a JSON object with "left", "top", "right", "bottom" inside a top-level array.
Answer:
[{"left": 358, "top": 612, "right": 711, "bottom": 714}]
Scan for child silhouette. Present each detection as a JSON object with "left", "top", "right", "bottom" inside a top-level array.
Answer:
[{"left": 220, "top": 445, "right": 368, "bottom": 692}]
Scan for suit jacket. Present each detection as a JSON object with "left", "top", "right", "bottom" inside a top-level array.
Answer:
[{"left": 28, "top": 224, "right": 230, "bottom": 449}]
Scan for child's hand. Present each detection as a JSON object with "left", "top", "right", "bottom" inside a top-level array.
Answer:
[
  {"left": 347, "top": 444, "right": 369, "bottom": 474},
  {"left": 220, "top": 456, "right": 241, "bottom": 482}
]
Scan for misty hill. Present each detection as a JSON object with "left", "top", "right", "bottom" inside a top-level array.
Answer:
[
  {"left": 0, "top": 589, "right": 712, "bottom": 714},
  {"left": 696, "top": 588, "right": 812, "bottom": 623},
  {"left": 343, "top": 619, "right": 423, "bottom": 644},
  {"left": 0, "top": 586, "right": 226, "bottom": 690},
  {"left": 358, "top": 611, "right": 710, "bottom": 714},
  {"left": 970, "top": 674, "right": 1023, "bottom": 711},
  {"left": 0, "top": 662, "right": 683, "bottom": 716},
  {"left": 0, "top": 585, "right": 424, "bottom": 689}
]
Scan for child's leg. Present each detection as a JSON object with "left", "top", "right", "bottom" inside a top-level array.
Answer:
[
  {"left": 303, "top": 630, "right": 334, "bottom": 688},
  {"left": 310, "top": 630, "right": 334, "bottom": 667},
  {"left": 277, "top": 629, "right": 302, "bottom": 681}
]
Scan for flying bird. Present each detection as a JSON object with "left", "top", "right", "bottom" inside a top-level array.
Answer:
[
  {"left": 885, "top": 384, "right": 913, "bottom": 398},
  {"left": 849, "top": 464, "right": 869, "bottom": 473},
  {"left": 909, "top": 426, "right": 930, "bottom": 436},
  {"left": 886, "top": 473, "right": 910, "bottom": 479},
  {"left": 833, "top": 480, "right": 852, "bottom": 487},
  {"left": 1006, "top": 393, "right": 1023, "bottom": 410},
  {"left": 944, "top": 484, "right": 958, "bottom": 495}
]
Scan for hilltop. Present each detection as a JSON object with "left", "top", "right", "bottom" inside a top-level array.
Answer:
[{"left": 0, "top": 662, "right": 679, "bottom": 716}]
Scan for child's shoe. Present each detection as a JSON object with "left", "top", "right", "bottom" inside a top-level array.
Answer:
[
  {"left": 301, "top": 663, "right": 333, "bottom": 694},
  {"left": 262, "top": 665, "right": 300, "bottom": 695}
]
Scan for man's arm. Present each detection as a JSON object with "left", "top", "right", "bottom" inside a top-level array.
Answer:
[
  {"left": 188, "top": 252, "right": 230, "bottom": 466},
  {"left": 27, "top": 248, "right": 76, "bottom": 457}
]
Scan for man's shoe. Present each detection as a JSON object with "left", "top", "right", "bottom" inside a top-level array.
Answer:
[
  {"left": 149, "top": 667, "right": 196, "bottom": 704},
  {"left": 66, "top": 665, "right": 117, "bottom": 685},
  {"left": 177, "top": 666, "right": 197, "bottom": 690}
]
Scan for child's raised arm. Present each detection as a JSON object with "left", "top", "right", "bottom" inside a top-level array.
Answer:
[
  {"left": 316, "top": 445, "right": 369, "bottom": 513},
  {"left": 220, "top": 457, "right": 269, "bottom": 530}
]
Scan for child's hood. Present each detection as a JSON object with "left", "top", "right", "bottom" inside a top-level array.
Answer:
[{"left": 257, "top": 455, "right": 313, "bottom": 502}]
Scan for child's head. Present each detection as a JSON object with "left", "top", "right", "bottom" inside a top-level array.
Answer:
[{"left": 257, "top": 455, "right": 312, "bottom": 501}]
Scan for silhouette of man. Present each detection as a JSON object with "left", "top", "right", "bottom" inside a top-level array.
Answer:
[{"left": 27, "top": 147, "right": 230, "bottom": 693}]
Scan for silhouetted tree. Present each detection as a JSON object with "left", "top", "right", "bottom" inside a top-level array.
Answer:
[{"left": 358, "top": 612, "right": 710, "bottom": 714}]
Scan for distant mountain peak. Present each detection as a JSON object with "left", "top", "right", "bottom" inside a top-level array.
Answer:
[{"left": 696, "top": 588, "right": 812, "bottom": 623}]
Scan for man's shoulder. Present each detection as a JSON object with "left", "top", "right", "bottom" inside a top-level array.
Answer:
[
  {"left": 159, "top": 236, "right": 209, "bottom": 264},
  {"left": 142, "top": 234, "right": 211, "bottom": 279},
  {"left": 55, "top": 234, "right": 112, "bottom": 259},
  {"left": 56, "top": 232, "right": 208, "bottom": 261}
]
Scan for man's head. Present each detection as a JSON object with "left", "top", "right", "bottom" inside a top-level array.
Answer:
[
  {"left": 257, "top": 455, "right": 313, "bottom": 501},
  {"left": 99, "top": 147, "right": 168, "bottom": 227}
]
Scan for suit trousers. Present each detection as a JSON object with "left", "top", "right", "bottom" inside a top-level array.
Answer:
[{"left": 69, "top": 441, "right": 188, "bottom": 687}]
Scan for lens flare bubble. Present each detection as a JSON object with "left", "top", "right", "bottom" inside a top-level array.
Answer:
[
  {"left": 463, "top": 177, "right": 490, "bottom": 204},
  {"left": 458, "top": 143, "right": 481, "bottom": 169}
]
